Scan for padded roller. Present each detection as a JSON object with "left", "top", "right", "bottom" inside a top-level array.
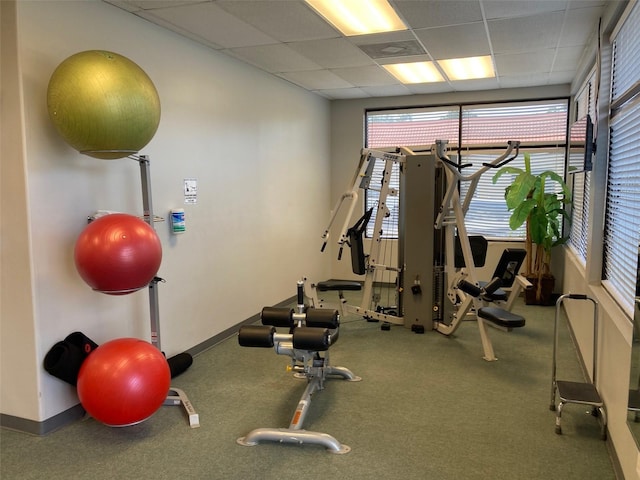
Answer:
[
  {"left": 292, "top": 327, "right": 331, "bottom": 351},
  {"left": 261, "top": 307, "right": 294, "bottom": 327},
  {"left": 238, "top": 325, "right": 276, "bottom": 348},
  {"left": 457, "top": 280, "right": 483, "bottom": 297},
  {"left": 305, "top": 308, "right": 340, "bottom": 329}
]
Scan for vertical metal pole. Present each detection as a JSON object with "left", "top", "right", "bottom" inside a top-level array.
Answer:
[{"left": 138, "top": 155, "right": 162, "bottom": 352}]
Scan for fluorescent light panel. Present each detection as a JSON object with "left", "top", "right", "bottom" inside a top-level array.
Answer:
[
  {"left": 437, "top": 56, "right": 495, "bottom": 80},
  {"left": 384, "top": 56, "right": 496, "bottom": 84},
  {"left": 305, "top": 0, "right": 407, "bottom": 36},
  {"left": 383, "top": 62, "right": 444, "bottom": 84}
]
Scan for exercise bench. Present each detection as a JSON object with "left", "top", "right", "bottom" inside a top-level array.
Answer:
[{"left": 237, "top": 284, "right": 361, "bottom": 454}]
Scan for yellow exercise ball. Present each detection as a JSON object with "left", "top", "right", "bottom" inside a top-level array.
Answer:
[{"left": 47, "top": 50, "right": 161, "bottom": 160}]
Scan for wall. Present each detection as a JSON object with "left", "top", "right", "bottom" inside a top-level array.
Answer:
[{"left": 1, "top": 0, "right": 330, "bottom": 427}]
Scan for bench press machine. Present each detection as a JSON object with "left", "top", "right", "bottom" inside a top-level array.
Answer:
[{"left": 237, "top": 282, "right": 361, "bottom": 454}]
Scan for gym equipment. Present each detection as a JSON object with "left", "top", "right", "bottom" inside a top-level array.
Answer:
[
  {"left": 74, "top": 213, "right": 162, "bottom": 295},
  {"left": 431, "top": 140, "right": 526, "bottom": 360},
  {"left": 47, "top": 50, "right": 160, "bottom": 159},
  {"left": 77, "top": 337, "right": 171, "bottom": 426},
  {"left": 550, "top": 294, "right": 606, "bottom": 439},
  {"left": 237, "top": 282, "right": 361, "bottom": 453},
  {"left": 318, "top": 141, "right": 527, "bottom": 359}
]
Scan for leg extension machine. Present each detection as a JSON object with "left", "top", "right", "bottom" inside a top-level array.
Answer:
[{"left": 237, "top": 286, "right": 361, "bottom": 453}]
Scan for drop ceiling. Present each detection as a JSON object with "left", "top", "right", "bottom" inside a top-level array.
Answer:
[{"left": 103, "top": 0, "right": 609, "bottom": 100}]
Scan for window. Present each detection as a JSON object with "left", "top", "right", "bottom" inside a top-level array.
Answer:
[
  {"left": 365, "top": 100, "right": 568, "bottom": 239},
  {"left": 603, "top": 1, "right": 640, "bottom": 312},
  {"left": 569, "top": 71, "right": 596, "bottom": 262}
]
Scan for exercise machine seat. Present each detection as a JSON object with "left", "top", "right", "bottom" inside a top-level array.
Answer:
[
  {"left": 477, "top": 307, "right": 525, "bottom": 328},
  {"left": 316, "top": 280, "right": 362, "bottom": 292}
]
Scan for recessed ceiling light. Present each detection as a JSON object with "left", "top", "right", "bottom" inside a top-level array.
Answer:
[
  {"left": 437, "top": 56, "right": 495, "bottom": 81},
  {"left": 305, "top": 0, "right": 407, "bottom": 36},
  {"left": 383, "top": 62, "right": 445, "bottom": 84}
]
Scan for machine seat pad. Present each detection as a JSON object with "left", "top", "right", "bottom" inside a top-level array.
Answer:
[
  {"left": 477, "top": 307, "right": 525, "bottom": 328},
  {"left": 316, "top": 280, "right": 362, "bottom": 292}
]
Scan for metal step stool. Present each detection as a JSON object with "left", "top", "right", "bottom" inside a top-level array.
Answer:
[{"left": 550, "top": 293, "right": 607, "bottom": 440}]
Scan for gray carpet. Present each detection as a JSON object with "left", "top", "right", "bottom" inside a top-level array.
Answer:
[{"left": 1, "top": 293, "right": 616, "bottom": 479}]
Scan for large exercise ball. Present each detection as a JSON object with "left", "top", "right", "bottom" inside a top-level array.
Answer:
[
  {"left": 77, "top": 338, "right": 171, "bottom": 426},
  {"left": 74, "top": 213, "right": 162, "bottom": 295},
  {"left": 47, "top": 50, "right": 161, "bottom": 159}
]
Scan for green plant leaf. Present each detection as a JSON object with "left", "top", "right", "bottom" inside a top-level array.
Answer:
[{"left": 509, "top": 198, "right": 535, "bottom": 230}]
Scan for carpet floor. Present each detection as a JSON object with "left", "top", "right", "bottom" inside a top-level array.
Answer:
[{"left": 1, "top": 292, "right": 616, "bottom": 479}]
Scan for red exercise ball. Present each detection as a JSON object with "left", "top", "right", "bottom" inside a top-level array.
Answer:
[
  {"left": 77, "top": 338, "right": 171, "bottom": 426},
  {"left": 74, "top": 213, "right": 162, "bottom": 295}
]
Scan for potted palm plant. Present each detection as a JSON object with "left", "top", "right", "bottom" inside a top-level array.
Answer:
[{"left": 493, "top": 152, "right": 572, "bottom": 305}]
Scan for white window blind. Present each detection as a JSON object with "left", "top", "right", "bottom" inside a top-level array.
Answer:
[
  {"left": 569, "top": 72, "right": 596, "bottom": 262},
  {"left": 365, "top": 106, "right": 458, "bottom": 238},
  {"left": 603, "top": 0, "right": 640, "bottom": 312},
  {"left": 365, "top": 100, "right": 568, "bottom": 239}
]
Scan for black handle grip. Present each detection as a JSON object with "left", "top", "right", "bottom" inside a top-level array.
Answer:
[{"left": 567, "top": 293, "right": 588, "bottom": 300}]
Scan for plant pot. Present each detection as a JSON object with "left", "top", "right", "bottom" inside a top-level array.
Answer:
[{"left": 524, "top": 275, "right": 555, "bottom": 306}]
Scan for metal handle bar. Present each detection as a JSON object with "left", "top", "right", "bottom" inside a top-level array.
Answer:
[{"left": 434, "top": 140, "right": 520, "bottom": 182}]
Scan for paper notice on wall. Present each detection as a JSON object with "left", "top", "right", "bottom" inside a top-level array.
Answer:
[{"left": 184, "top": 178, "right": 197, "bottom": 204}]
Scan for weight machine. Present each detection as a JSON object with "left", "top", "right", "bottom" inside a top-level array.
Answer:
[
  {"left": 237, "top": 281, "right": 360, "bottom": 453},
  {"left": 313, "top": 140, "right": 528, "bottom": 360}
]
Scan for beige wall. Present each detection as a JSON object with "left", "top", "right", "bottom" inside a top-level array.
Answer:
[{"left": 1, "top": 0, "right": 331, "bottom": 423}]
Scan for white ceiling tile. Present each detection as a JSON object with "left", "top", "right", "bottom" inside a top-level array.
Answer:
[
  {"left": 553, "top": 46, "right": 586, "bottom": 72},
  {"left": 450, "top": 77, "right": 500, "bottom": 91},
  {"left": 499, "top": 73, "right": 552, "bottom": 88},
  {"left": 488, "top": 12, "right": 564, "bottom": 54},
  {"left": 495, "top": 51, "right": 554, "bottom": 76},
  {"left": 227, "top": 44, "right": 321, "bottom": 73},
  {"left": 103, "top": 1, "right": 142, "bottom": 12},
  {"left": 391, "top": 0, "right": 484, "bottom": 28},
  {"left": 108, "top": 0, "right": 204, "bottom": 10},
  {"left": 559, "top": 6, "right": 603, "bottom": 47},
  {"left": 287, "top": 38, "right": 375, "bottom": 68},
  {"left": 277, "top": 70, "right": 354, "bottom": 90},
  {"left": 145, "top": 2, "right": 277, "bottom": 48},
  {"left": 331, "top": 65, "right": 399, "bottom": 87},
  {"left": 314, "top": 88, "right": 371, "bottom": 100},
  {"left": 350, "top": 30, "right": 417, "bottom": 46},
  {"left": 547, "top": 70, "right": 575, "bottom": 84},
  {"left": 361, "top": 84, "right": 413, "bottom": 97},
  {"left": 406, "top": 82, "right": 455, "bottom": 95},
  {"left": 482, "top": 0, "right": 568, "bottom": 20},
  {"left": 216, "top": 1, "right": 339, "bottom": 42},
  {"left": 135, "top": 10, "right": 225, "bottom": 49},
  {"left": 414, "top": 22, "right": 491, "bottom": 60},
  {"left": 102, "top": 0, "right": 609, "bottom": 99}
]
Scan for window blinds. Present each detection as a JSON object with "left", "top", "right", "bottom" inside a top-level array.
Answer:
[
  {"left": 603, "top": 0, "right": 640, "bottom": 312},
  {"left": 365, "top": 100, "right": 568, "bottom": 239}
]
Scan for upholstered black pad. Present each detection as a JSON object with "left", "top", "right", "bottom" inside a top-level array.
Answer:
[
  {"left": 316, "top": 280, "right": 362, "bottom": 292},
  {"left": 305, "top": 308, "right": 339, "bottom": 329},
  {"left": 238, "top": 325, "right": 276, "bottom": 348},
  {"left": 477, "top": 281, "right": 508, "bottom": 302},
  {"left": 477, "top": 307, "right": 525, "bottom": 328},
  {"left": 293, "top": 327, "right": 331, "bottom": 351},
  {"left": 261, "top": 307, "right": 294, "bottom": 327}
]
